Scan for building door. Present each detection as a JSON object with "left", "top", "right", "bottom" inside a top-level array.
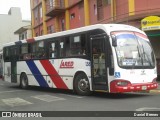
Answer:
[{"left": 91, "top": 34, "right": 109, "bottom": 91}]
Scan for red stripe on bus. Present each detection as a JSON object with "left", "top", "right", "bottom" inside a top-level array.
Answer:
[{"left": 40, "top": 60, "right": 68, "bottom": 89}]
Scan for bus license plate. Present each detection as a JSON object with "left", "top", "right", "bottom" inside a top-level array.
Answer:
[{"left": 142, "top": 86, "right": 147, "bottom": 90}]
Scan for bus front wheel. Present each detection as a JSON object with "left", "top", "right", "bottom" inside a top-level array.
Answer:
[
  {"left": 20, "top": 73, "right": 28, "bottom": 89},
  {"left": 74, "top": 73, "right": 90, "bottom": 96}
]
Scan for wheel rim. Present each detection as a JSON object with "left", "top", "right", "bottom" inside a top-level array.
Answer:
[{"left": 78, "top": 78, "right": 89, "bottom": 92}]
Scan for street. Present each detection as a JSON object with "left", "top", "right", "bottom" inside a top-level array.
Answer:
[{"left": 0, "top": 79, "right": 160, "bottom": 120}]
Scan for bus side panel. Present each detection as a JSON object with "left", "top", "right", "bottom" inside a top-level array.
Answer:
[
  {"left": 4, "top": 62, "right": 11, "bottom": 83},
  {"left": 39, "top": 59, "right": 69, "bottom": 89},
  {"left": 58, "top": 58, "right": 91, "bottom": 90},
  {"left": 17, "top": 61, "right": 40, "bottom": 86},
  {"left": 35, "top": 60, "right": 57, "bottom": 88},
  {"left": 17, "top": 59, "right": 92, "bottom": 90}
]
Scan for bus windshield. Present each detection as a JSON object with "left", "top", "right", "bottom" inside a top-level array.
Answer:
[{"left": 112, "top": 31, "right": 155, "bottom": 69}]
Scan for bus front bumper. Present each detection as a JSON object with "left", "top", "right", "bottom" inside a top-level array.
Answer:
[{"left": 110, "top": 80, "right": 158, "bottom": 93}]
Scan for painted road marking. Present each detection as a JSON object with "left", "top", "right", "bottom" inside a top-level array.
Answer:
[
  {"left": 59, "top": 94, "right": 84, "bottom": 99},
  {"left": 0, "top": 90, "right": 23, "bottom": 94},
  {"left": 2, "top": 97, "right": 32, "bottom": 107},
  {"left": 136, "top": 107, "right": 160, "bottom": 111},
  {"left": 31, "top": 94, "right": 66, "bottom": 102}
]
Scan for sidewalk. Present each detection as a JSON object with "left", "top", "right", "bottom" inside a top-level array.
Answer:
[{"left": 157, "top": 80, "right": 160, "bottom": 89}]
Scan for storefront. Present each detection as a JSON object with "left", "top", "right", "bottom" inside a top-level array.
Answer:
[{"left": 141, "top": 16, "right": 160, "bottom": 79}]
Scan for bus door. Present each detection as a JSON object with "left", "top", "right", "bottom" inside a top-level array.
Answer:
[
  {"left": 91, "top": 34, "right": 109, "bottom": 91},
  {"left": 10, "top": 46, "right": 19, "bottom": 83}
]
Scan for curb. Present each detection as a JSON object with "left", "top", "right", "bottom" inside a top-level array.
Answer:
[
  {"left": 149, "top": 82, "right": 160, "bottom": 94},
  {"left": 149, "top": 89, "right": 160, "bottom": 94}
]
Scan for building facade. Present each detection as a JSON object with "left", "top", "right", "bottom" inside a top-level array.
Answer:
[
  {"left": 31, "top": 0, "right": 160, "bottom": 75},
  {"left": 30, "top": 0, "right": 160, "bottom": 35},
  {"left": 0, "top": 7, "right": 31, "bottom": 50},
  {"left": 14, "top": 25, "right": 32, "bottom": 40}
]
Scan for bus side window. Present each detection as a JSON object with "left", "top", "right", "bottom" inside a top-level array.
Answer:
[
  {"left": 31, "top": 41, "right": 46, "bottom": 59},
  {"left": 37, "top": 41, "right": 46, "bottom": 59},
  {"left": 3, "top": 47, "right": 10, "bottom": 62},
  {"left": 70, "top": 34, "right": 86, "bottom": 56},
  {"left": 20, "top": 44, "right": 29, "bottom": 60},
  {"left": 60, "top": 41, "right": 65, "bottom": 57},
  {"left": 49, "top": 41, "right": 57, "bottom": 58}
]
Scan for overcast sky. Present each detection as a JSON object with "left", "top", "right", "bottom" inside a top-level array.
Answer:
[{"left": 0, "top": 0, "right": 31, "bottom": 20}]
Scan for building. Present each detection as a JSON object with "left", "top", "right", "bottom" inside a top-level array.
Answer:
[
  {"left": 30, "top": 0, "right": 160, "bottom": 76},
  {"left": 14, "top": 25, "right": 32, "bottom": 40},
  {"left": 0, "top": 7, "right": 31, "bottom": 50}
]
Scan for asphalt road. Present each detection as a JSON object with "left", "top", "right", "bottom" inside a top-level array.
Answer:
[{"left": 0, "top": 80, "right": 160, "bottom": 120}]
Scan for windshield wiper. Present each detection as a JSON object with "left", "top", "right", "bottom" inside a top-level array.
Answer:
[
  {"left": 137, "top": 45, "right": 143, "bottom": 65},
  {"left": 131, "top": 45, "right": 142, "bottom": 69},
  {"left": 142, "top": 45, "right": 152, "bottom": 66}
]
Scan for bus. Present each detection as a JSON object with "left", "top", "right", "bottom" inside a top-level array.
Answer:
[
  {"left": 0, "top": 51, "right": 3, "bottom": 79},
  {"left": 2, "top": 24, "right": 158, "bottom": 95}
]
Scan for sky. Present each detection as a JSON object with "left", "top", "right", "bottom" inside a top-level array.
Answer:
[{"left": 0, "top": 0, "right": 31, "bottom": 20}]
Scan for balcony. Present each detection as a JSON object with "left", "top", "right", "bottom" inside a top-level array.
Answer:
[{"left": 46, "top": 0, "right": 65, "bottom": 17}]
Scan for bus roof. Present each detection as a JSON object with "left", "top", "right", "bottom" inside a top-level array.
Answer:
[
  {"left": 3, "top": 24, "right": 145, "bottom": 47},
  {"left": 35, "top": 24, "right": 144, "bottom": 41}
]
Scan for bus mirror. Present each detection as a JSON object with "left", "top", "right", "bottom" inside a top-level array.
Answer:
[{"left": 111, "top": 35, "right": 117, "bottom": 47}]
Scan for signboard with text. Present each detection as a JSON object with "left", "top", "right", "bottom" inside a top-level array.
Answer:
[{"left": 141, "top": 16, "right": 160, "bottom": 31}]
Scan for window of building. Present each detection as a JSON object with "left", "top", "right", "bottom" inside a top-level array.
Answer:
[
  {"left": 47, "top": 25, "right": 54, "bottom": 34},
  {"left": 40, "top": 5, "right": 43, "bottom": 19},
  {"left": 36, "top": 32, "right": 39, "bottom": 37},
  {"left": 70, "top": 13, "right": 75, "bottom": 19},
  {"left": 59, "top": 0, "right": 64, "bottom": 7},
  {"left": 34, "top": 8, "right": 39, "bottom": 25},
  {"left": 94, "top": 4, "right": 97, "bottom": 15},
  {"left": 25, "top": 32, "right": 27, "bottom": 39},
  {"left": 61, "top": 19, "right": 65, "bottom": 31},
  {"left": 103, "top": 0, "right": 111, "bottom": 5},
  {"left": 33, "top": 0, "right": 39, "bottom": 7},
  {"left": 40, "top": 30, "right": 43, "bottom": 36},
  {"left": 21, "top": 34, "right": 25, "bottom": 40},
  {"left": 97, "top": 0, "right": 104, "bottom": 20}
]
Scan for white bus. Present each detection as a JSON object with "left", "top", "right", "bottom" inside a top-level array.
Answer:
[
  {"left": 2, "top": 24, "right": 158, "bottom": 95},
  {"left": 0, "top": 51, "right": 3, "bottom": 78}
]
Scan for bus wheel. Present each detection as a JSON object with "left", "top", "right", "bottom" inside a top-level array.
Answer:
[
  {"left": 20, "top": 73, "right": 28, "bottom": 89},
  {"left": 74, "top": 73, "right": 90, "bottom": 96}
]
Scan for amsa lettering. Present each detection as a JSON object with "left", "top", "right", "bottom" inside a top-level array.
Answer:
[{"left": 60, "top": 60, "right": 74, "bottom": 68}]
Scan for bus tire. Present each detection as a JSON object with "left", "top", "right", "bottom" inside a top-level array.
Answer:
[
  {"left": 20, "top": 73, "right": 28, "bottom": 89},
  {"left": 74, "top": 73, "right": 90, "bottom": 96}
]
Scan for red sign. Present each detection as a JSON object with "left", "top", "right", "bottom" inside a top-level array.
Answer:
[{"left": 60, "top": 60, "right": 74, "bottom": 68}]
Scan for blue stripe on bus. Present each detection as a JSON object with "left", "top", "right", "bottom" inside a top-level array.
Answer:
[{"left": 26, "top": 60, "right": 49, "bottom": 87}]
